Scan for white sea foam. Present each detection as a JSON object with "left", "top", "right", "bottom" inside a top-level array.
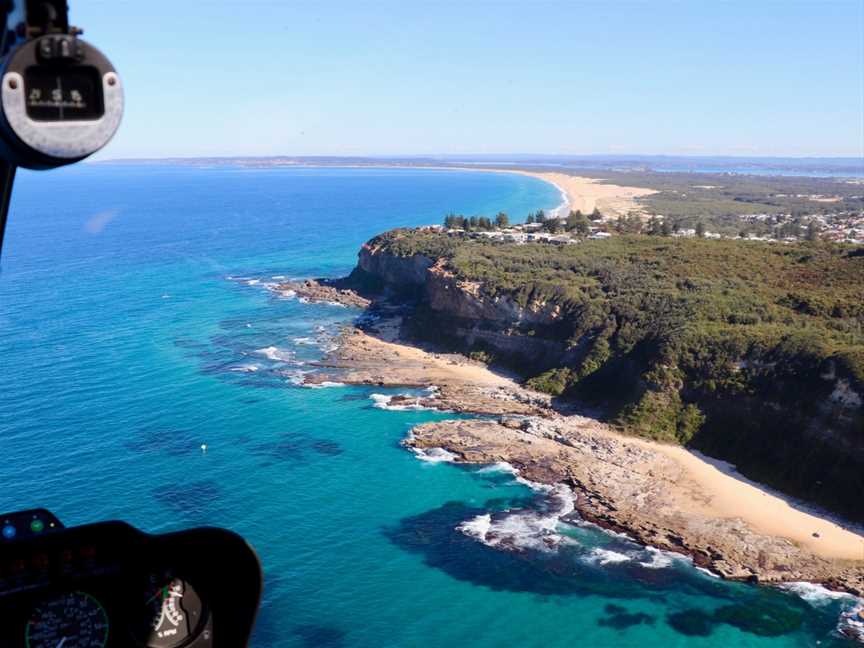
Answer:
[
  {"left": 694, "top": 566, "right": 721, "bottom": 579},
  {"left": 547, "top": 181, "right": 570, "bottom": 221},
  {"left": 320, "top": 341, "right": 339, "bottom": 353},
  {"left": 778, "top": 581, "right": 857, "bottom": 607},
  {"left": 456, "top": 483, "right": 576, "bottom": 553},
  {"left": 229, "top": 364, "right": 259, "bottom": 373},
  {"left": 477, "top": 462, "right": 517, "bottom": 474},
  {"left": 370, "top": 393, "right": 436, "bottom": 412},
  {"left": 283, "top": 370, "right": 311, "bottom": 386},
  {"left": 413, "top": 447, "right": 459, "bottom": 463},
  {"left": 293, "top": 337, "right": 316, "bottom": 345},
  {"left": 254, "top": 346, "right": 294, "bottom": 362},
  {"left": 306, "top": 381, "right": 345, "bottom": 389},
  {"left": 637, "top": 546, "right": 681, "bottom": 569},
  {"left": 568, "top": 518, "right": 635, "bottom": 543},
  {"left": 838, "top": 604, "right": 864, "bottom": 643},
  {"left": 514, "top": 474, "right": 554, "bottom": 493},
  {"left": 458, "top": 514, "right": 492, "bottom": 540},
  {"left": 585, "top": 548, "right": 633, "bottom": 565}
]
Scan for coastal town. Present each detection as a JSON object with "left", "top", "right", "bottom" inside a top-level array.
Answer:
[
  {"left": 424, "top": 167, "right": 864, "bottom": 246},
  {"left": 435, "top": 205, "right": 864, "bottom": 246}
]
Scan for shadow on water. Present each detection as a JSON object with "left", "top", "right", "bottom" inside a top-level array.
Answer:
[
  {"left": 126, "top": 427, "right": 206, "bottom": 457},
  {"left": 383, "top": 499, "right": 658, "bottom": 600},
  {"left": 253, "top": 604, "right": 346, "bottom": 648},
  {"left": 152, "top": 480, "right": 222, "bottom": 525},
  {"left": 384, "top": 500, "right": 849, "bottom": 642},
  {"left": 666, "top": 598, "right": 852, "bottom": 643},
  {"left": 238, "top": 431, "right": 344, "bottom": 467},
  {"left": 598, "top": 603, "right": 655, "bottom": 629},
  {"left": 338, "top": 393, "right": 370, "bottom": 402}
]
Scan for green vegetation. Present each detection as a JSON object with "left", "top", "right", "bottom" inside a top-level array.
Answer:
[
  {"left": 566, "top": 210, "right": 591, "bottom": 235},
  {"left": 372, "top": 228, "right": 863, "bottom": 382},
  {"left": 365, "top": 228, "right": 864, "bottom": 519},
  {"left": 571, "top": 169, "right": 863, "bottom": 236},
  {"left": 525, "top": 367, "right": 572, "bottom": 395}
]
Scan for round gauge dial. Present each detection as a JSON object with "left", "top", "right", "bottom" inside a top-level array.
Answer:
[
  {"left": 25, "top": 591, "right": 109, "bottom": 648},
  {"left": 133, "top": 574, "right": 205, "bottom": 648}
]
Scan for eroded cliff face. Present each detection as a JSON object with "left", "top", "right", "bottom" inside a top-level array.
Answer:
[
  {"left": 358, "top": 245, "right": 570, "bottom": 371},
  {"left": 357, "top": 243, "right": 433, "bottom": 290},
  {"left": 352, "top": 242, "right": 864, "bottom": 522}
]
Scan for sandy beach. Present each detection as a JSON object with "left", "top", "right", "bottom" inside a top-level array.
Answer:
[
  {"left": 309, "top": 321, "right": 550, "bottom": 416},
  {"left": 646, "top": 441, "right": 864, "bottom": 561},
  {"left": 464, "top": 168, "right": 657, "bottom": 220}
]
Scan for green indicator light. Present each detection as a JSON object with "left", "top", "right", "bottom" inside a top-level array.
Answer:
[{"left": 30, "top": 519, "right": 45, "bottom": 533}]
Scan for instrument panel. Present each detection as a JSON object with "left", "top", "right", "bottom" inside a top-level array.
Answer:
[{"left": 0, "top": 509, "right": 261, "bottom": 647}]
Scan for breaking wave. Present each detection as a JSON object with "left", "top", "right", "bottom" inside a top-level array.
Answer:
[
  {"left": 778, "top": 581, "right": 857, "bottom": 607},
  {"left": 370, "top": 393, "right": 434, "bottom": 412},
  {"left": 457, "top": 482, "right": 575, "bottom": 553},
  {"left": 306, "top": 381, "right": 346, "bottom": 389},
  {"left": 229, "top": 364, "right": 260, "bottom": 373},
  {"left": 583, "top": 548, "right": 632, "bottom": 565},
  {"left": 254, "top": 346, "right": 295, "bottom": 362},
  {"left": 413, "top": 447, "right": 459, "bottom": 463}
]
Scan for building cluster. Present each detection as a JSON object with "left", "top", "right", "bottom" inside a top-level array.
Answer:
[
  {"left": 737, "top": 210, "right": 864, "bottom": 244},
  {"left": 427, "top": 208, "right": 864, "bottom": 246},
  {"left": 431, "top": 221, "right": 580, "bottom": 245}
]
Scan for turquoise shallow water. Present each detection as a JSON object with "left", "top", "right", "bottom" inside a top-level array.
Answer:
[{"left": 0, "top": 165, "right": 860, "bottom": 647}]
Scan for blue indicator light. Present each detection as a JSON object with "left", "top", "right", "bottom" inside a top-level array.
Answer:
[{"left": 2, "top": 525, "right": 16, "bottom": 539}]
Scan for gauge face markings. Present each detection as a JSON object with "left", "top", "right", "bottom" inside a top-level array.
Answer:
[
  {"left": 135, "top": 574, "right": 206, "bottom": 648},
  {"left": 25, "top": 591, "right": 109, "bottom": 648}
]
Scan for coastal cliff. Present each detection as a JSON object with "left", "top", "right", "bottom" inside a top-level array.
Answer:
[{"left": 349, "top": 229, "right": 864, "bottom": 524}]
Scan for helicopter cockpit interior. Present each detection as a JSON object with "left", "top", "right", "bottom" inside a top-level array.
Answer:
[{"left": 0, "top": 2, "right": 263, "bottom": 646}]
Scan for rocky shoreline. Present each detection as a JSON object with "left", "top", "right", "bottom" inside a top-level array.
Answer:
[
  {"left": 286, "top": 277, "right": 864, "bottom": 601},
  {"left": 275, "top": 278, "right": 372, "bottom": 309},
  {"left": 406, "top": 417, "right": 864, "bottom": 597},
  {"left": 307, "top": 325, "right": 551, "bottom": 416}
]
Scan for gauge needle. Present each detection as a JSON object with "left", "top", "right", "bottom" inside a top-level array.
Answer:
[{"left": 55, "top": 638, "right": 67, "bottom": 648}]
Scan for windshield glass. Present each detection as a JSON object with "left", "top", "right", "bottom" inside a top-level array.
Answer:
[{"left": 1, "top": 2, "right": 862, "bottom": 647}]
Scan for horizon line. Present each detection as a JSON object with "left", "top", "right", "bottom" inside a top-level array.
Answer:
[{"left": 93, "top": 153, "right": 864, "bottom": 163}]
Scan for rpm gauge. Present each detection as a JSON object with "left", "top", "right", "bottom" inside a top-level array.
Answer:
[
  {"left": 133, "top": 574, "right": 206, "bottom": 648},
  {"left": 25, "top": 591, "right": 109, "bottom": 648}
]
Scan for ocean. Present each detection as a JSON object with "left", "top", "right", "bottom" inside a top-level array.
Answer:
[{"left": 0, "top": 164, "right": 859, "bottom": 647}]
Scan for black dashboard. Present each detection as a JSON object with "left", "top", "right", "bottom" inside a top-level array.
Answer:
[{"left": 0, "top": 509, "right": 262, "bottom": 647}]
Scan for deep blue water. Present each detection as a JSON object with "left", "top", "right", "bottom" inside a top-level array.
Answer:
[{"left": 0, "top": 165, "right": 860, "bottom": 647}]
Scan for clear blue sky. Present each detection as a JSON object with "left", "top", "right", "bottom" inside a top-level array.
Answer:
[{"left": 73, "top": 0, "right": 863, "bottom": 159}]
